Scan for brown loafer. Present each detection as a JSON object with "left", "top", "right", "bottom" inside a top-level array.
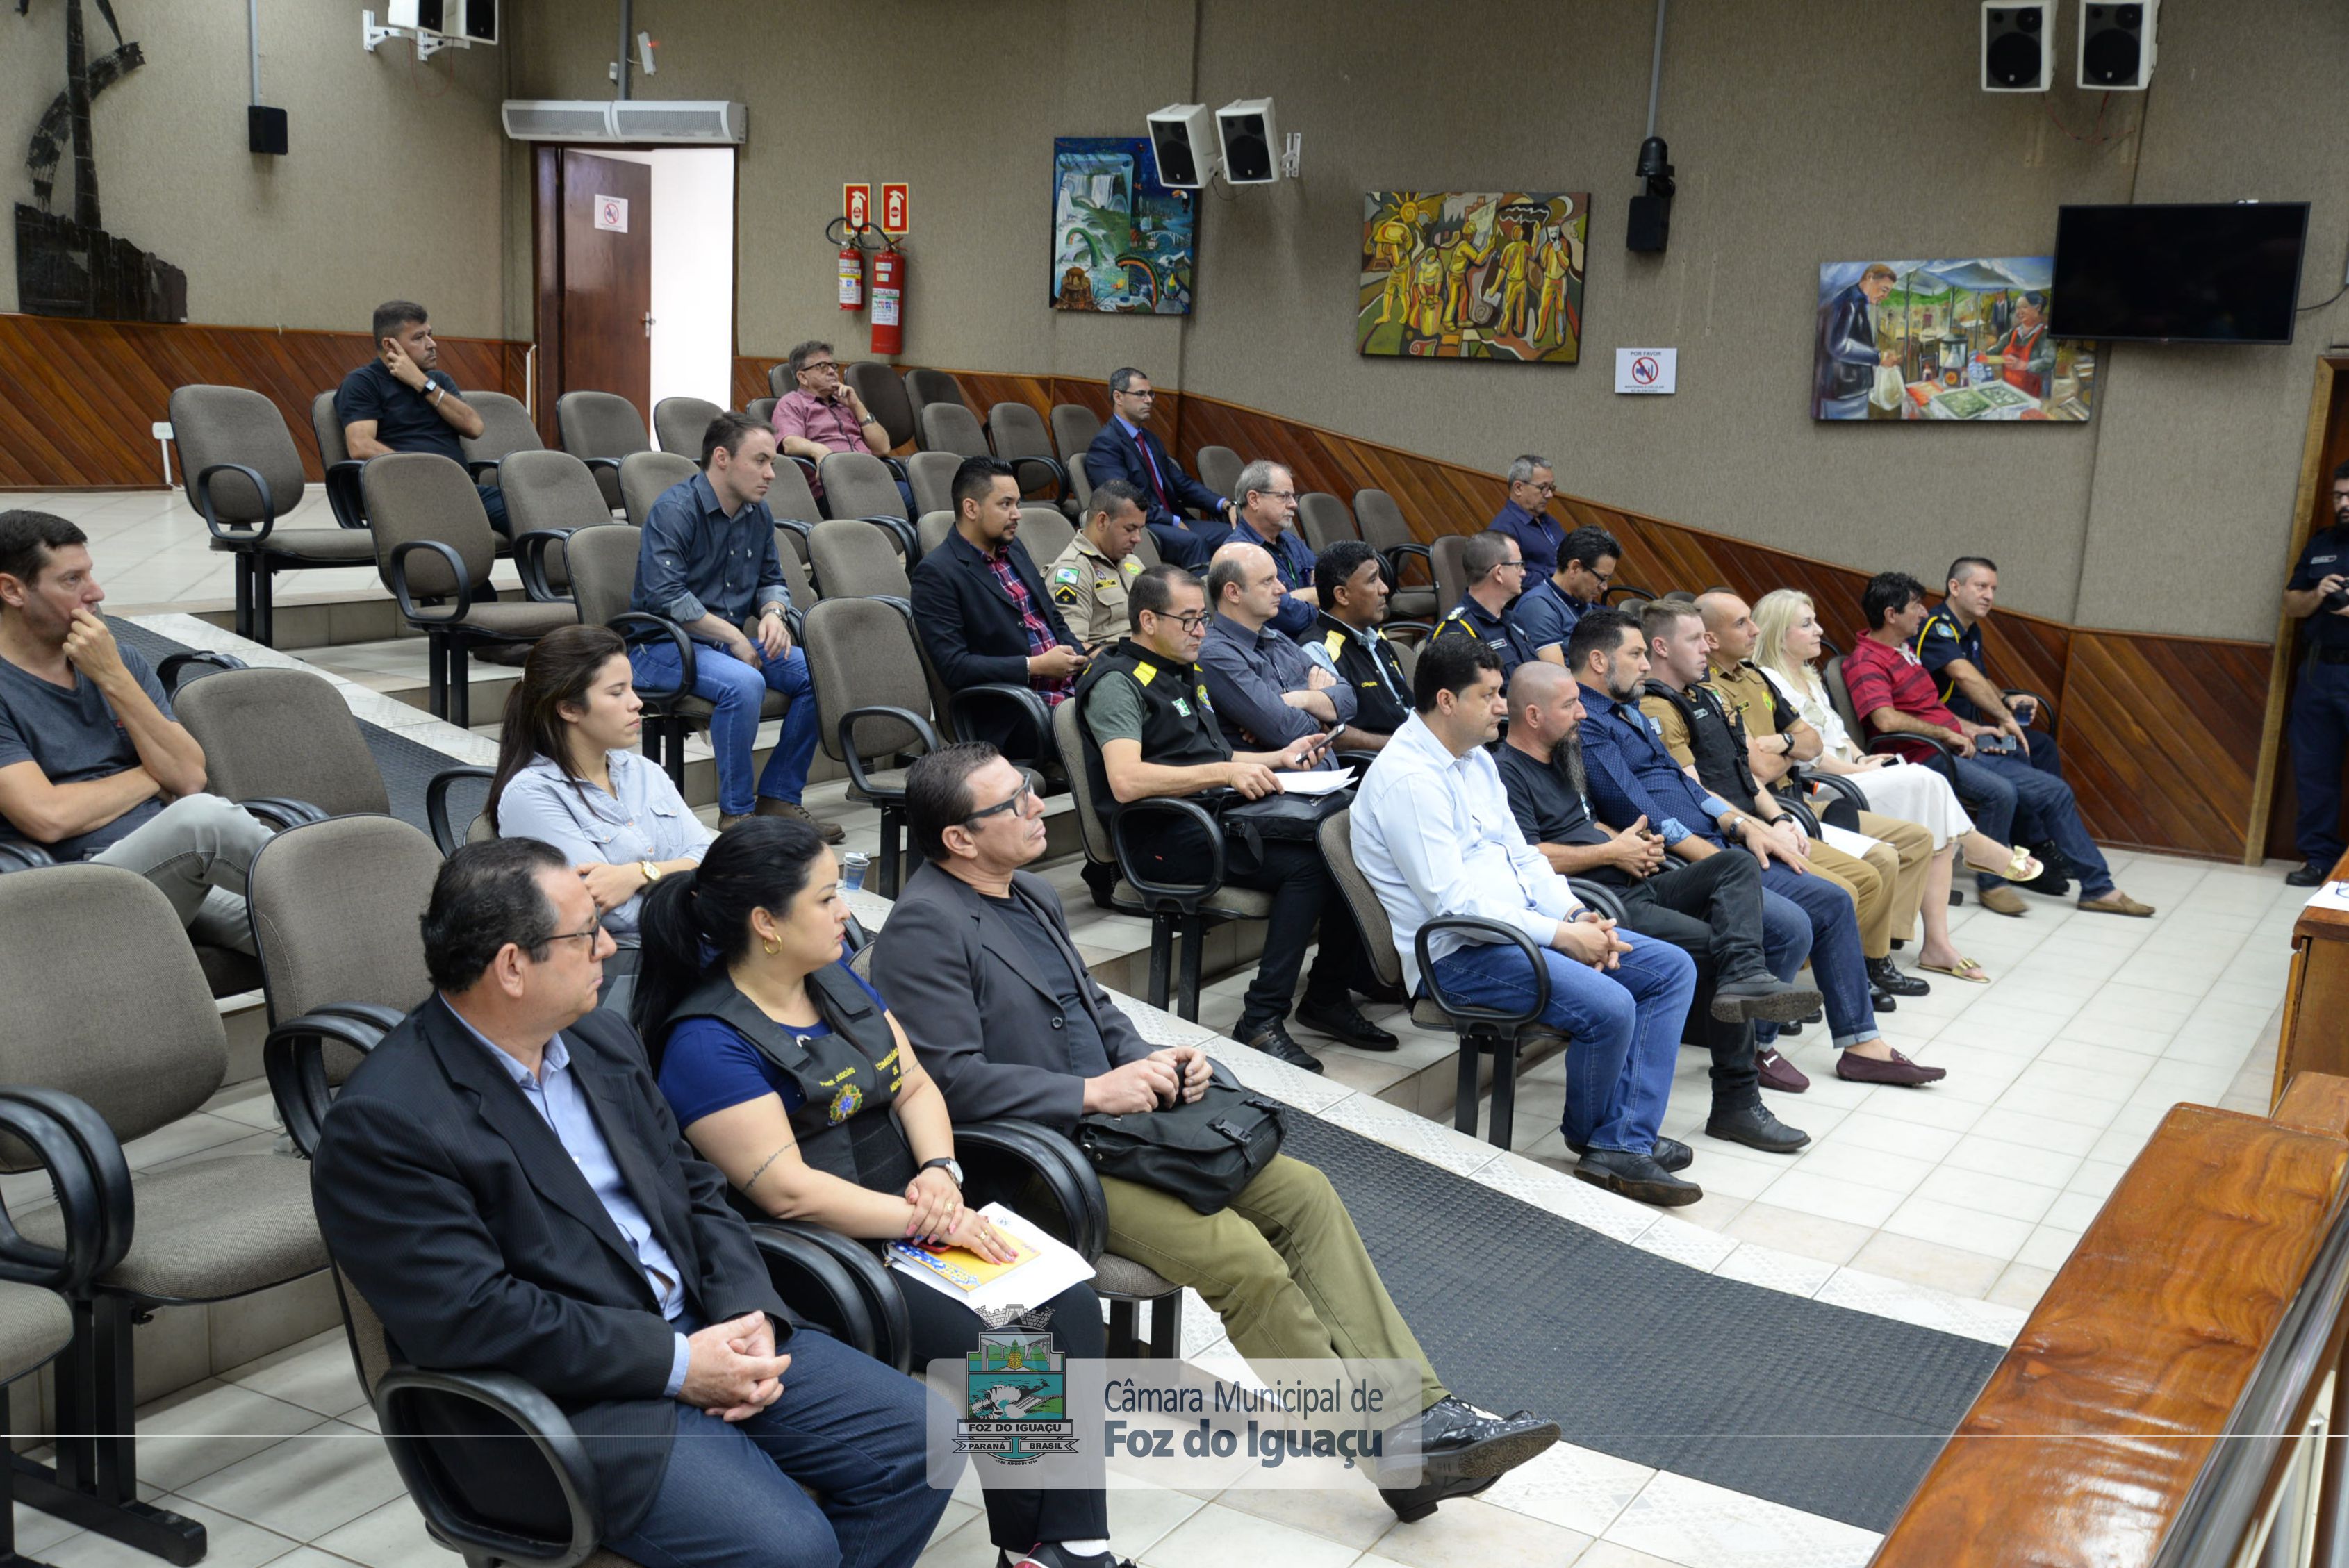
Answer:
[
  {"left": 1834, "top": 1048, "right": 1947, "bottom": 1087},
  {"left": 756, "top": 798, "right": 846, "bottom": 843},
  {"left": 1755, "top": 1047, "right": 1811, "bottom": 1094},
  {"left": 1975, "top": 885, "right": 2029, "bottom": 917},
  {"left": 2077, "top": 891, "right": 2154, "bottom": 918}
]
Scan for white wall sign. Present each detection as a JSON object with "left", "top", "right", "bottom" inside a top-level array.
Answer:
[
  {"left": 593, "top": 195, "right": 629, "bottom": 233},
  {"left": 1615, "top": 347, "right": 1676, "bottom": 394}
]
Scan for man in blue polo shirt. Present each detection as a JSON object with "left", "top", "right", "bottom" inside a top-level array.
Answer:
[
  {"left": 1430, "top": 531, "right": 1538, "bottom": 679},
  {"left": 336, "top": 299, "right": 507, "bottom": 535},
  {"left": 1484, "top": 455, "right": 1566, "bottom": 580},
  {"left": 1565, "top": 606, "right": 1940, "bottom": 1087},
  {"left": 1226, "top": 460, "right": 1317, "bottom": 640},
  {"left": 631, "top": 412, "right": 834, "bottom": 841},
  {"left": 1515, "top": 524, "right": 1621, "bottom": 664}
]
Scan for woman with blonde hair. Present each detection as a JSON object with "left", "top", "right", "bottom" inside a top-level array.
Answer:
[{"left": 1751, "top": 588, "right": 2039, "bottom": 984}]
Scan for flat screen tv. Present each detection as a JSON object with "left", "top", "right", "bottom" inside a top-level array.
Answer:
[{"left": 2050, "top": 202, "right": 2310, "bottom": 344}]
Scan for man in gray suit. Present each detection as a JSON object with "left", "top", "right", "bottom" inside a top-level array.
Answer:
[{"left": 868, "top": 742, "right": 1560, "bottom": 1525}]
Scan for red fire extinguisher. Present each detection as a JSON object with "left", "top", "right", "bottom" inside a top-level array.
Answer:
[
  {"left": 869, "top": 242, "right": 905, "bottom": 355},
  {"left": 837, "top": 231, "right": 865, "bottom": 311}
]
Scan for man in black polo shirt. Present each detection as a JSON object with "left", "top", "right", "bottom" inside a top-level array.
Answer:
[
  {"left": 1429, "top": 531, "right": 1537, "bottom": 679},
  {"left": 2284, "top": 461, "right": 2349, "bottom": 886},
  {"left": 1073, "top": 564, "right": 1391, "bottom": 1071},
  {"left": 1494, "top": 661, "right": 1815, "bottom": 1144},
  {"left": 1302, "top": 540, "right": 1412, "bottom": 747},
  {"left": 336, "top": 299, "right": 506, "bottom": 535}
]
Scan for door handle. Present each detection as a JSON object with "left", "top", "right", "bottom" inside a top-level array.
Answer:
[{"left": 643, "top": 313, "right": 656, "bottom": 336}]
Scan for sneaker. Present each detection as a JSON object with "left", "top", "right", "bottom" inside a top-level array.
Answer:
[
  {"left": 1294, "top": 996, "right": 1399, "bottom": 1052},
  {"left": 1243, "top": 1022, "right": 1325, "bottom": 1073},
  {"left": 2286, "top": 859, "right": 2332, "bottom": 889},
  {"left": 1000, "top": 1548, "right": 1132, "bottom": 1568},
  {"left": 755, "top": 797, "right": 846, "bottom": 843}
]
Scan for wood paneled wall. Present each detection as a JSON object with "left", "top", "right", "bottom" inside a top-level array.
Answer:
[{"left": 0, "top": 314, "right": 529, "bottom": 488}]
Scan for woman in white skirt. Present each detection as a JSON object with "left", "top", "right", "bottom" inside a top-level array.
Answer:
[{"left": 1752, "top": 588, "right": 2041, "bottom": 985}]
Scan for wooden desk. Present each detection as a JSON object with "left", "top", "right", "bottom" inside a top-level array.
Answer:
[{"left": 2274, "top": 848, "right": 2349, "bottom": 1107}]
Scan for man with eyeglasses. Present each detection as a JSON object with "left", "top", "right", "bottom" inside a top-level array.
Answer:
[
  {"left": 1485, "top": 455, "right": 1566, "bottom": 580},
  {"left": 1431, "top": 531, "right": 1538, "bottom": 681},
  {"left": 1226, "top": 459, "right": 1317, "bottom": 639},
  {"left": 1085, "top": 367, "right": 1236, "bottom": 570},
  {"left": 770, "top": 339, "right": 912, "bottom": 511},
  {"left": 1517, "top": 524, "right": 1622, "bottom": 666},
  {"left": 1071, "top": 563, "right": 1389, "bottom": 1071}
]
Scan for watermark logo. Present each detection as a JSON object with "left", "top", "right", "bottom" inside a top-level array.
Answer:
[{"left": 955, "top": 1321, "right": 1079, "bottom": 1465}]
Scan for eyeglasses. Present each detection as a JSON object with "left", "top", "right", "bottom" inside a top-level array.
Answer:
[
  {"left": 1262, "top": 490, "right": 1297, "bottom": 504},
  {"left": 1161, "top": 609, "right": 1210, "bottom": 631},
  {"left": 1122, "top": 388, "right": 1157, "bottom": 399},
  {"left": 1526, "top": 482, "right": 1557, "bottom": 495},
  {"left": 1499, "top": 559, "right": 1526, "bottom": 572},
  {"left": 540, "top": 918, "right": 604, "bottom": 950},
  {"left": 801, "top": 361, "right": 840, "bottom": 373},
  {"left": 964, "top": 781, "right": 1037, "bottom": 827}
]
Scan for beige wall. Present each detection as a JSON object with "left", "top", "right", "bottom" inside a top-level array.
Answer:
[{"left": 1, "top": 0, "right": 511, "bottom": 337}]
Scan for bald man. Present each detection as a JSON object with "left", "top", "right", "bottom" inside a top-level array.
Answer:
[
  {"left": 1494, "top": 661, "right": 1814, "bottom": 1152},
  {"left": 1198, "top": 541, "right": 1381, "bottom": 755}
]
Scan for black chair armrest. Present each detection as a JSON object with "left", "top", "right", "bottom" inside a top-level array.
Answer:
[
  {"left": 2004, "top": 688, "right": 2057, "bottom": 737},
  {"left": 512, "top": 528, "right": 576, "bottom": 603},
  {"left": 837, "top": 706, "right": 942, "bottom": 798},
  {"left": 579, "top": 456, "right": 622, "bottom": 478},
  {"left": 156, "top": 650, "right": 246, "bottom": 696},
  {"left": 1333, "top": 749, "right": 1379, "bottom": 782},
  {"left": 858, "top": 515, "right": 918, "bottom": 559},
  {"left": 372, "top": 1365, "right": 605, "bottom": 1568},
  {"left": 266, "top": 1009, "right": 395, "bottom": 1157},
  {"left": 323, "top": 459, "right": 370, "bottom": 531},
  {"left": 946, "top": 684, "right": 1053, "bottom": 763},
  {"left": 1379, "top": 542, "right": 1434, "bottom": 588},
  {"left": 1108, "top": 795, "right": 1228, "bottom": 908},
  {"left": 1805, "top": 771, "right": 1870, "bottom": 814},
  {"left": 427, "top": 766, "right": 500, "bottom": 854},
  {"left": 1865, "top": 731, "right": 1963, "bottom": 788},
  {"left": 1009, "top": 455, "right": 1070, "bottom": 504},
  {"left": 1380, "top": 620, "right": 1435, "bottom": 646},
  {"left": 389, "top": 540, "right": 472, "bottom": 626},
  {"left": 0, "top": 1087, "right": 133, "bottom": 1294},
  {"left": 957, "top": 1119, "right": 1107, "bottom": 1263},
  {"left": 881, "top": 457, "right": 909, "bottom": 484},
  {"left": 607, "top": 612, "right": 698, "bottom": 695},
  {"left": 194, "top": 462, "right": 278, "bottom": 543},
  {"left": 1775, "top": 796, "right": 1822, "bottom": 839},
  {"left": 748, "top": 1222, "right": 909, "bottom": 1373},
  {"left": 467, "top": 458, "right": 505, "bottom": 485},
  {"left": 1564, "top": 880, "right": 1629, "bottom": 925},
  {"left": 1604, "top": 583, "right": 1658, "bottom": 602},
  {"left": 0, "top": 843, "right": 55, "bottom": 873},
  {"left": 1415, "top": 916, "right": 1551, "bottom": 1028},
  {"left": 789, "top": 454, "right": 820, "bottom": 486},
  {"left": 237, "top": 796, "right": 330, "bottom": 832}
]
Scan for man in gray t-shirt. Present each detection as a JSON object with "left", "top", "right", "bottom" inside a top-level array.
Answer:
[{"left": 0, "top": 512, "right": 270, "bottom": 951}]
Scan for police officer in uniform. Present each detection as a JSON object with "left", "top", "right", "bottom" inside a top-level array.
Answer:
[
  {"left": 2284, "top": 460, "right": 2349, "bottom": 886},
  {"left": 1430, "top": 530, "right": 1538, "bottom": 680},
  {"left": 1047, "top": 479, "right": 1149, "bottom": 654},
  {"left": 1303, "top": 540, "right": 1412, "bottom": 745},
  {"left": 1071, "top": 564, "right": 1388, "bottom": 1071}
]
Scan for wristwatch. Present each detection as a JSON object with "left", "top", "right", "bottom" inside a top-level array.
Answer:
[
  {"left": 919, "top": 1156, "right": 964, "bottom": 1187},
  {"left": 638, "top": 859, "right": 663, "bottom": 886}
]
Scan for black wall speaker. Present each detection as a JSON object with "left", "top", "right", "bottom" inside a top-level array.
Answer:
[{"left": 248, "top": 106, "right": 288, "bottom": 156}]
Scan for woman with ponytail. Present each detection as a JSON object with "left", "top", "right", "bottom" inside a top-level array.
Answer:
[{"left": 633, "top": 819, "right": 1126, "bottom": 1568}]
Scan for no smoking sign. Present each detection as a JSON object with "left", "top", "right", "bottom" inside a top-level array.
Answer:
[{"left": 1613, "top": 347, "right": 1676, "bottom": 395}]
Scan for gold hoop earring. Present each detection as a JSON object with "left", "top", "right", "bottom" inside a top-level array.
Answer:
[{"left": 762, "top": 938, "right": 780, "bottom": 956}]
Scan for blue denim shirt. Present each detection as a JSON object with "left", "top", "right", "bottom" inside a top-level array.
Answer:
[
  {"left": 634, "top": 472, "right": 790, "bottom": 629},
  {"left": 1573, "top": 682, "right": 1732, "bottom": 848}
]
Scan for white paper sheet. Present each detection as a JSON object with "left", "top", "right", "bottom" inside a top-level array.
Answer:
[
  {"left": 887, "top": 1203, "right": 1096, "bottom": 1317},
  {"left": 1275, "top": 770, "right": 1353, "bottom": 796},
  {"left": 1818, "top": 823, "right": 1885, "bottom": 859}
]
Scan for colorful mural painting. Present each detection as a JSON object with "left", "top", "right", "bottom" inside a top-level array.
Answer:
[
  {"left": 1813, "top": 256, "right": 2095, "bottom": 422},
  {"left": 1358, "top": 191, "right": 1587, "bottom": 363},
  {"left": 1050, "top": 137, "right": 1195, "bottom": 315}
]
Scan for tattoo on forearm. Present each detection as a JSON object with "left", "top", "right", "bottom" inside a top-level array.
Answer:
[{"left": 743, "top": 1147, "right": 789, "bottom": 1193}]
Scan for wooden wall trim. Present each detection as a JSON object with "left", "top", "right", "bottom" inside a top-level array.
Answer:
[{"left": 0, "top": 313, "right": 529, "bottom": 488}]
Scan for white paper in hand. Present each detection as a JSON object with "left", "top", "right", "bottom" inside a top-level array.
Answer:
[
  {"left": 887, "top": 1203, "right": 1095, "bottom": 1317},
  {"left": 1276, "top": 770, "right": 1352, "bottom": 797}
]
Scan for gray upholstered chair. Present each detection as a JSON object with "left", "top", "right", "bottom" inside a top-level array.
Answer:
[
  {"left": 844, "top": 361, "right": 915, "bottom": 451},
  {"left": 502, "top": 449, "right": 619, "bottom": 597},
  {"left": 1298, "top": 492, "right": 1359, "bottom": 553},
  {"left": 916, "top": 399, "right": 991, "bottom": 458},
  {"left": 818, "top": 451, "right": 916, "bottom": 547},
  {"left": 653, "top": 395, "right": 723, "bottom": 456},
  {"left": 1065, "top": 450, "right": 1096, "bottom": 514},
  {"left": 767, "top": 454, "right": 824, "bottom": 534},
  {"left": 0, "top": 864, "right": 327, "bottom": 1563},
  {"left": 985, "top": 402, "right": 1073, "bottom": 511},
  {"left": 1050, "top": 402, "right": 1102, "bottom": 468},
  {"left": 461, "top": 390, "right": 546, "bottom": 489},
  {"left": 309, "top": 389, "right": 370, "bottom": 530},
  {"left": 808, "top": 518, "right": 909, "bottom": 600},
  {"left": 1194, "top": 444, "right": 1244, "bottom": 505},
  {"left": 0, "top": 1281, "right": 76, "bottom": 1560},
  {"left": 169, "top": 384, "right": 376, "bottom": 645},
  {"left": 1050, "top": 701, "right": 1269, "bottom": 1020},
  {"left": 915, "top": 510, "right": 956, "bottom": 559},
  {"left": 556, "top": 390, "right": 650, "bottom": 511},
  {"left": 903, "top": 451, "right": 961, "bottom": 519},
  {"left": 902, "top": 367, "right": 970, "bottom": 427},
  {"left": 1016, "top": 505, "right": 1075, "bottom": 567},
  {"left": 175, "top": 666, "right": 393, "bottom": 819},
  {"left": 747, "top": 395, "right": 778, "bottom": 428},
  {"left": 618, "top": 449, "right": 699, "bottom": 529},
  {"left": 361, "top": 454, "right": 576, "bottom": 727},
  {"left": 798, "top": 596, "right": 950, "bottom": 897},
  {"left": 1353, "top": 488, "right": 1437, "bottom": 620},
  {"left": 1431, "top": 532, "right": 1469, "bottom": 611}
]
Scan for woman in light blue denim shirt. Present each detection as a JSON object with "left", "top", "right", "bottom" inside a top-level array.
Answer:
[{"left": 491, "top": 625, "right": 714, "bottom": 942}]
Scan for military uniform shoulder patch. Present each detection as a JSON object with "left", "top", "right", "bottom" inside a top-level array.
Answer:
[
  {"left": 1053, "top": 564, "right": 1086, "bottom": 586},
  {"left": 1052, "top": 585, "right": 1082, "bottom": 606},
  {"left": 1119, "top": 557, "right": 1144, "bottom": 578},
  {"left": 1323, "top": 631, "right": 1346, "bottom": 657}
]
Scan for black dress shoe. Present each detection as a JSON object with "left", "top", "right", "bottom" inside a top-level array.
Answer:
[
  {"left": 1706, "top": 1098, "right": 1811, "bottom": 1154},
  {"left": 1243, "top": 1022, "right": 1324, "bottom": 1073},
  {"left": 1569, "top": 1135, "right": 1691, "bottom": 1171},
  {"left": 1867, "top": 957, "right": 1930, "bottom": 998},
  {"left": 1378, "top": 1472, "right": 1498, "bottom": 1525},
  {"left": 2018, "top": 852, "right": 2071, "bottom": 898},
  {"left": 2286, "top": 859, "right": 2332, "bottom": 888},
  {"left": 1081, "top": 859, "right": 1119, "bottom": 911},
  {"left": 1869, "top": 987, "right": 1897, "bottom": 1013},
  {"left": 1709, "top": 974, "right": 1824, "bottom": 1025},
  {"left": 1778, "top": 1020, "right": 1804, "bottom": 1037},
  {"left": 1573, "top": 1147, "right": 1703, "bottom": 1207},
  {"left": 1294, "top": 996, "right": 1399, "bottom": 1052},
  {"left": 1377, "top": 1397, "right": 1560, "bottom": 1519}
]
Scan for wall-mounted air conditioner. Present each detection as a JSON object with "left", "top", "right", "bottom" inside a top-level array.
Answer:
[{"left": 500, "top": 100, "right": 745, "bottom": 145}]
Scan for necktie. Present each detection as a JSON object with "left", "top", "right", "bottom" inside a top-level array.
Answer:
[{"left": 1136, "top": 432, "right": 1169, "bottom": 509}]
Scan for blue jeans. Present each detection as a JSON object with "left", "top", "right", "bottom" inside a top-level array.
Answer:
[
  {"left": 1952, "top": 749, "right": 2114, "bottom": 899},
  {"left": 477, "top": 483, "right": 511, "bottom": 538},
  {"left": 1428, "top": 929, "right": 1695, "bottom": 1154},
  {"left": 1756, "top": 870, "right": 1879, "bottom": 1050},
  {"left": 607, "top": 1328, "right": 948, "bottom": 1568},
  {"left": 632, "top": 639, "right": 819, "bottom": 818},
  {"left": 1745, "top": 884, "right": 1816, "bottom": 1055}
]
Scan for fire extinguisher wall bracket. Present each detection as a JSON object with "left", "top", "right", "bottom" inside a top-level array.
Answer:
[{"left": 869, "top": 238, "right": 907, "bottom": 356}]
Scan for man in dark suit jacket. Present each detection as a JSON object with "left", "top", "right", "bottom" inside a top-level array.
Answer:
[
  {"left": 1082, "top": 367, "right": 1235, "bottom": 568},
  {"left": 312, "top": 839, "right": 946, "bottom": 1568},
  {"left": 869, "top": 743, "right": 1563, "bottom": 1526},
  {"left": 909, "top": 456, "right": 1087, "bottom": 759}
]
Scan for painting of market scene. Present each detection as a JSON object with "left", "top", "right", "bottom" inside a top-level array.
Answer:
[
  {"left": 1813, "top": 256, "right": 2095, "bottom": 422},
  {"left": 1050, "top": 137, "right": 1195, "bottom": 315},
  {"left": 1358, "top": 191, "right": 1587, "bottom": 363}
]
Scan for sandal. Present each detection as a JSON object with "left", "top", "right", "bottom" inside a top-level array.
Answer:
[
  {"left": 1916, "top": 955, "right": 1992, "bottom": 984},
  {"left": 1964, "top": 845, "right": 2043, "bottom": 883}
]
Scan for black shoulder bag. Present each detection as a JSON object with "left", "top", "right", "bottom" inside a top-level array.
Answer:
[{"left": 1075, "top": 1059, "right": 1287, "bottom": 1214}]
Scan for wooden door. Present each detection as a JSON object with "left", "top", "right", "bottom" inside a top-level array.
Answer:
[{"left": 561, "top": 151, "right": 653, "bottom": 422}]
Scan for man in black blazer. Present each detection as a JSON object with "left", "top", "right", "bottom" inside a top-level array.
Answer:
[
  {"left": 869, "top": 743, "right": 1562, "bottom": 1525},
  {"left": 312, "top": 839, "right": 946, "bottom": 1568},
  {"left": 909, "top": 456, "right": 1087, "bottom": 760},
  {"left": 1083, "top": 367, "right": 1235, "bottom": 569}
]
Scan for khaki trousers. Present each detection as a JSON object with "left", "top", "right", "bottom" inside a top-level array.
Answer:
[
  {"left": 1099, "top": 1154, "right": 1449, "bottom": 1416},
  {"left": 1806, "top": 811, "right": 1932, "bottom": 959}
]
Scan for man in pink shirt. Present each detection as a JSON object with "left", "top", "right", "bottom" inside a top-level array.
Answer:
[{"left": 770, "top": 340, "right": 907, "bottom": 507}]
